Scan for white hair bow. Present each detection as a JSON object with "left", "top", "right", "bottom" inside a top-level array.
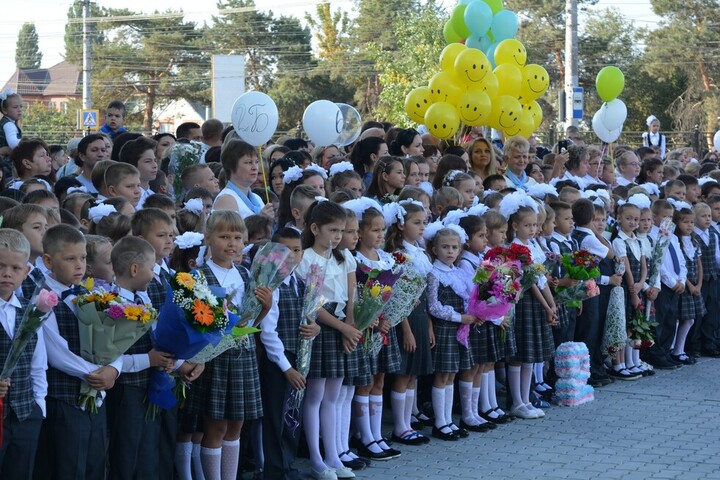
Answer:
[
  {"left": 67, "top": 186, "right": 89, "bottom": 195},
  {"left": 283, "top": 165, "right": 304, "bottom": 184},
  {"left": 344, "top": 197, "right": 382, "bottom": 220},
  {"left": 0, "top": 87, "right": 14, "bottom": 101},
  {"left": 329, "top": 161, "right": 355, "bottom": 177},
  {"left": 618, "top": 193, "right": 651, "bottom": 210},
  {"left": 667, "top": 197, "right": 692, "bottom": 212},
  {"left": 88, "top": 204, "right": 117, "bottom": 223},
  {"left": 382, "top": 202, "right": 407, "bottom": 226},
  {"left": 174, "top": 231, "right": 204, "bottom": 250},
  {"left": 304, "top": 164, "right": 328, "bottom": 180},
  {"left": 184, "top": 198, "right": 204, "bottom": 216},
  {"left": 499, "top": 191, "right": 539, "bottom": 219}
]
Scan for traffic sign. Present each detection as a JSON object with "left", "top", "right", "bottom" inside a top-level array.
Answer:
[
  {"left": 572, "top": 87, "right": 584, "bottom": 120},
  {"left": 82, "top": 109, "right": 99, "bottom": 130}
]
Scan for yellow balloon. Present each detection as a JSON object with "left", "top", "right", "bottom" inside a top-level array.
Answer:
[
  {"left": 457, "top": 90, "right": 492, "bottom": 126},
  {"left": 522, "top": 100, "right": 543, "bottom": 129},
  {"left": 429, "top": 71, "right": 464, "bottom": 105},
  {"left": 493, "top": 64, "right": 522, "bottom": 97},
  {"left": 404, "top": 87, "right": 433, "bottom": 124},
  {"left": 454, "top": 48, "right": 492, "bottom": 87},
  {"left": 440, "top": 43, "right": 467, "bottom": 74},
  {"left": 488, "top": 95, "right": 521, "bottom": 131},
  {"left": 479, "top": 72, "right": 499, "bottom": 100},
  {"left": 494, "top": 39, "right": 527, "bottom": 67},
  {"left": 520, "top": 64, "right": 549, "bottom": 101},
  {"left": 424, "top": 102, "right": 460, "bottom": 140},
  {"left": 504, "top": 110, "right": 535, "bottom": 138}
]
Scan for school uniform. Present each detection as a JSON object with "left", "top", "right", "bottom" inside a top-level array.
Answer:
[
  {"left": 36, "top": 274, "right": 124, "bottom": 480},
  {"left": 679, "top": 237, "right": 706, "bottom": 322},
  {"left": 0, "top": 295, "right": 46, "bottom": 480},
  {"left": 691, "top": 227, "right": 720, "bottom": 354},
  {"left": 428, "top": 260, "right": 473, "bottom": 373},
  {"left": 548, "top": 232, "right": 579, "bottom": 346},
  {"left": 260, "top": 273, "right": 306, "bottom": 480},
  {"left": 18, "top": 265, "right": 45, "bottom": 300},
  {"left": 396, "top": 241, "right": 434, "bottom": 376},
  {"left": 511, "top": 239, "right": 555, "bottom": 363},
  {"left": 612, "top": 232, "right": 643, "bottom": 317},
  {"left": 106, "top": 288, "right": 159, "bottom": 480},
  {"left": 296, "top": 249, "right": 359, "bottom": 380},
  {"left": 193, "top": 261, "right": 262, "bottom": 421}
]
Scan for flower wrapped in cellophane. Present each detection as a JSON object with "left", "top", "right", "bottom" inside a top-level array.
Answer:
[
  {"left": 627, "top": 303, "right": 658, "bottom": 350},
  {"left": 149, "top": 271, "right": 232, "bottom": 411},
  {"left": 644, "top": 216, "right": 674, "bottom": 325},
  {"left": 554, "top": 250, "right": 602, "bottom": 307},
  {"left": 355, "top": 262, "right": 402, "bottom": 355},
  {"left": 382, "top": 252, "right": 427, "bottom": 328},
  {"left": 602, "top": 262, "right": 626, "bottom": 357},
  {"left": 284, "top": 261, "right": 327, "bottom": 433},
  {"left": 74, "top": 279, "right": 158, "bottom": 412}
]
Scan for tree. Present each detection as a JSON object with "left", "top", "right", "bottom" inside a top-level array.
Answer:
[
  {"left": 63, "top": 0, "right": 106, "bottom": 65},
  {"left": 15, "top": 23, "right": 42, "bottom": 69},
  {"left": 305, "top": 3, "right": 351, "bottom": 65}
]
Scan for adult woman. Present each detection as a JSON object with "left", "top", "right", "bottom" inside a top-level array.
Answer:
[
  {"left": 153, "top": 132, "right": 176, "bottom": 161},
  {"left": 388, "top": 128, "right": 424, "bottom": 157},
  {"left": 583, "top": 146, "right": 604, "bottom": 186},
  {"left": 9, "top": 138, "right": 52, "bottom": 189},
  {"left": 432, "top": 154, "right": 468, "bottom": 191},
  {"left": 312, "top": 145, "right": 344, "bottom": 169},
  {"left": 524, "top": 161, "right": 545, "bottom": 184},
  {"left": 615, "top": 151, "right": 641, "bottom": 187},
  {"left": 553, "top": 144, "right": 590, "bottom": 189},
  {"left": 502, "top": 136, "right": 536, "bottom": 191},
  {"left": 349, "top": 136, "right": 389, "bottom": 189},
  {"left": 262, "top": 144, "right": 290, "bottom": 165},
  {"left": 467, "top": 137, "right": 499, "bottom": 181},
  {"left": 213, "top": 139, "right": 273, "bottom": 219},
  {"left": 75, "top": 134, "right": 109, "bottom": 194}
]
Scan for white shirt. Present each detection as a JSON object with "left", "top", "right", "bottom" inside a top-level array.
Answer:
[
  {"left": 212, "top": 187, "right": 265, "bottom": 220},
  {"left": 574, "top": 226, "right": 612, "bottom": 286},
  {"left": 551, "top": 171, "right": 588, "bottom": 190},
  {"left": 458, "top": 250, "right": 481, "bottom": 279},
  {"left": 0, "top": 293, "right": 47, "bottom": 416},
  {"left": 512, "top": 237, "right": 548, "bottom": 289},
  {"left": 693, "top": 226, "right": 720, "bottom": 265},
  {"left": 75, "top": 174, "right": 99, "bottom": 194},
  {"left": 649, "top": 226, "right": 687, "bottom": 288},
  {"left": 261, "top": 273, "right": 299, "bottom": 373},
  {"left": 137, "top": 187, "right": 155, "bottom": 210},
  {"left": 428, "top": 260, "right": 467, "bottom": 323},
  {"left": 3, "top": 119, "right": 21, "bottom": 149},
  {"left": 582, "top": 174, "right": 605, "bottom": 187},
  {"left": 206, "top": 259, "right": 246, "bottom": 310},
  {"left": 118, "top": 287, "right": 154, "bottom": 374},
  {"left": 615, "top": 175, "right": 634, "bottom": 187},
  {"left": 612, "top": 230, "right": 642, "bottom": 263},
  {"left": 548, "top": 231, "right": 575, "bottom": 255},
  {"left": 296, "top": 248, "right": 356, "bottom": 319},
  {"left": 402, "top": 240, "right": 432, "bottom": 277}
]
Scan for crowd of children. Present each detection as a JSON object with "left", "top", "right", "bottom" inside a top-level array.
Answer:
[{"left": 0, "top": 93, "right": 719, "bottom": 480}]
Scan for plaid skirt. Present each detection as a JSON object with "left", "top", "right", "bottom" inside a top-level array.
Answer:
[
  {"left": 432, "top": 318, "right": 471, "bottom": 374},
  {"left": 512, "top": 294, "right": 555, "bottom": 363},
  {"left": 309, "top": 303, "right": 359, "bottom": 379},
  {"left": 369, "top": 327, "right": 401, "bottom": 375},
  {"left": 469, "top": 322, "right": 505, "bottom": 364},
  {"left": 679, "top": 291, "right": 706, "bottom": 322},
  {"left": 397, "top": 297, "right": 433, "bottom": 376},
  {"left": 346, "top": 343, "right": 372, "bottom": 386},
  {"left": 193, "top": 340, "right": 263, "bottom": 421},
  {"left": 555, "top": 304, "right": 569, "bottom": 330}
]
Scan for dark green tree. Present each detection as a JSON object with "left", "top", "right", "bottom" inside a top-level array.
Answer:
[
  {"left": 15, "top": 22, "right": 42, "bottom": 69},
  {"left": 63, "top": 0, "right": 106, "bottom": 65}
]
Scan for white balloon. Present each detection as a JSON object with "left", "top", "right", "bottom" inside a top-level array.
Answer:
[
  {"left": 231, "top": 91, "right": 279, "bottom": 146},
  {"left": 599, "top": 99, "right": 627, "bottom": 131},
  {"left": 335, "top": 103, "right": 362, "bottom": 146},
  {"left": 713, "top": 130, "right": 720, "bottom": 151},
  {"left": 592, "top": 110, "right": 622, "bottom": 144},
  {"left": 302, "top": 100, "right": 343, "bottom": 146}
]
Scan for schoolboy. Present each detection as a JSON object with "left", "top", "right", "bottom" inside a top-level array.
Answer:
[
  {"left": 99, "top": 100, "right": 128, "bottom": 140},
  {"left": 547, "top": 201, "right": 579, "bottom": 346},
  {"left": 706, "top": 194, "right": 720, "bottom": 237},
  {"left": 106, "top": 236, "right": 174, "bottom": 480},
  {"left": 663, "top": 179, "right": 686, "bottom": 201},
  {"left": 691, "top": 203, "right": 720, "bottom": 357},
  {"left": 431, "top": 186, "right": 462, "bottom": 220},
  {"left": 119, "top": 136, "right": 158, "bottom": 209},
  {"left": 260, "top": 228, "right": 320, "bottom": 480},
  {"left": 482, "top": 174, "right": 506, "bottom": 192},
  {"left": 181, "top": 164, "right": 220, "bottom": 197},
  {"left": 90, "top": 160, "right": 115, "bottom": 201},
  {"left": 37, "top": 224, "right": 123, "bottom": 479},
  {"left": 677, "top": 174, "right": 700, "bottom": 204},
  {"left": 105, "top": 162, "right": 142, "bottom": 208},
  {"left": 142, "top": 193, "right": 177, "bottom": 223},
  {"left": 3, "top": 204, "right": 49, "bottom": 298},
  {"left": 0, "top": 229, "right": 47, "bottom": 479},
  {"left": 643, "top": 200, "right": 684, "bottom": 369},
  {"left": 571, "top": 199, "right": 621, "bottom": 386}
]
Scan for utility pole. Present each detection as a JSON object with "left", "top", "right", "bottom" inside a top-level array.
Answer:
[
  {"left": 564, "top": 0, "right": 578, "bottom": 130},
  {"left": 82, "top": 0, "right": 92, "bottom": 109}
]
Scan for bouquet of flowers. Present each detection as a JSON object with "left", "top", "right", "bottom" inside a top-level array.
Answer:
[
  {"left": 602, "top": 262, "right": 626, "bottom": 356},
  {"left": 74, "top": 279, "right": 158, "bottom": 412},
  {"left": 382, "top": 252, "right": 427, "bottom": 328},
  {"left": 627, "top": 303, "right": 658, "bottom": 349},
  {"left": 645, "top": 217, "right": 674, "bottom": 323},
  {"left": 0, "top": 284, "right": 57, "bottom": 444},
  {"left": 355, "top": 262, "right": 402, "bottom": 355},
  {"left": 284, "top": 261, "right": 328, "bottom": 433},
  {"left": 554, "top": 250, "right": 602, "bottom": 307},
  {"left": 169, "top": 141, "right": 204, "bottom": 203},
  {"left": 149, "top": 271, "right": 232, "bottom": 411}
]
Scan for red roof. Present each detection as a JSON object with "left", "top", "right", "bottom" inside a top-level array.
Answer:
[{"left": 2, "top": 61, "right": 81, "bottom": 98}]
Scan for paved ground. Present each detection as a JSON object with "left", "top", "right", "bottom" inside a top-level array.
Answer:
[{"left": 292, "top": 357, "right": 720, "bottom": 480}]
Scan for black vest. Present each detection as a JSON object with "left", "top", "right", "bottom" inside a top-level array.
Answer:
[{"left": 0, "top": 297, "right": 37, "bottom": 421}]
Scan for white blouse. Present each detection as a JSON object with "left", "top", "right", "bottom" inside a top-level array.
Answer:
[
  {"left": 296, "top": 248, "right": 356, "bottom": 319},
  {"left": 355, "top": 249, "right": 395, "bottom": 271},
  {"left": 402, "top": 240, "right": 432, "bottom": 276},
  {"left": 512, "top": 237, "right": 548, "bottom": 289},
  {"left": 206, "top": 259, "right": 245, "bottom": 309},
  {"left": 427, "top": 260, "right": 468, "bottom": 323}
]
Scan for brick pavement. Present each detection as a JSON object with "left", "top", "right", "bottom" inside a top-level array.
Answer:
[{"left": 291, "top": 357, "right": 720, "bottom": 480}]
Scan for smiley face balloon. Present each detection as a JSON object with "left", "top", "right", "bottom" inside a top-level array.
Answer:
[
  {"left": 488, "top": 95, "right": 521, "bottom": 131},
  {"left": 429, "top": 71, "right": 464, "bottom": 106},
  {"left": 522, "top": 100, "right": 543, "bottom": 130},
  {"left": 494, "top": 39, "right": 527, "bottom": 68},
  {"left": 404, "top": 87, "right": 432, "bottom": 124},
  {"left": 454, "top": 48, "right": 492, "bottom": 87},
  {"left": 520, "top": 64, "right": 549, "bottom": 102},
  {"left": 504, "top": 110, "right": 535, "bottom": 138},
  {"left": 424, "top": 102, "right": 460, "bottom": 140},
  {"left": 457, "top": 90, "right": 492, "bottom": 127}
]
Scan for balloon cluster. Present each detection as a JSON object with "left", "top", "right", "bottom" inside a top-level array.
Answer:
[
  {"left": 404, "top": 0, "right": 549, "bottom": 140},
  {"left": 302, "top": 101, "right": 362, "bottom": 147},
  {"left": 591, "top": 66, "right": 626, "bottom": 144}
]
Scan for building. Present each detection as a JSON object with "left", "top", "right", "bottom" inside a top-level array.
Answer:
[{"left": 1, "top": 61, "right": 81, "bottom": 112}]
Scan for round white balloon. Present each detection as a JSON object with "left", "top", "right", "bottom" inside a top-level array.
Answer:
[
  {"left": 592, "top": 110, "right": 621, "bottom": 143},
  {"left": 335, "top": 103, "right": 362, "bottom": 146},
  {"left": 713, "top": 130, "right": 720, "bottom": 151},
  {"left": 302, "top": 100, "right": 343, "bottom": 146},
  {"left": 600, "top": 99, "right": 627, "bottom": 131},
  {"left": 231, "top": 91, "right": 279, "bottom": 146}
]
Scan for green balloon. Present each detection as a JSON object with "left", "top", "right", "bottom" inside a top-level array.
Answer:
[
  {"left": 484, "top": 0, "right": 503, "bottom": 14},
  {"left": 443, "top": 20, "right": 463, "bottom": 44},
  {"left": 451, "top": 5, "right": 471, "bottom": 38},
  {"left": 596, "top": 66, "right": 625, "bottom": 102}
]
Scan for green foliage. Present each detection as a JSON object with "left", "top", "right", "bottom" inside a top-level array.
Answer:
[
  {"left": 15, "top": 23, "right": 42, "bottom": 69},
  {"left": 63, "top": 0, "right": 105, "bottom": 65},
  {"left": 22, "top": 101, "right": 82, "bottom": 145}
]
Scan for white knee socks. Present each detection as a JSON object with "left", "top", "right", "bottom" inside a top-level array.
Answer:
[
  {"left": 431, "top": 386, "right": 447, "bottom": 430},
  {"left": 174, "top": 441, "right": 192, "bottom": 480},
  {"left": 200, "top": 447, "right": 221, "bottom": 480},
  {"left": 508, "top": 365, "right": 522, "bottom": 408},
  {"left": 444, "top": 384, "right": 455, "bottom": 429},
  {"left": 391, "top": 390, "right": 408, "bottom": 436},
  {"left": 221, "top": 439, "right": 240, "bottom": 480},
  {"left": 521, "top": 363, "right": 533, "bottom": 405},
  {"left": 192, "top": 442, "right": 205, "bottom": 480},
  {"left": 673, "top": 320, "right": 694, "bottom": 355},
  {"left": 459, "top": 380, "right": 478, "bottom": 425},
  {"left": 404, "top": 388, "right": 416, "bottom": 431},
  {"left": 353, "top": 395, "right": 383, "bottom": 453}
]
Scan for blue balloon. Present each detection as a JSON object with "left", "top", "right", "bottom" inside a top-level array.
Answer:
[
  {"left": 479, "top": 35, "right": 492, "bottom": 51},
  {"left": 464, "top": 0, "right": 494, "bottom": 36},
  {"left": 490, "top": 10, "right": 519, "bottom": 42},
  {"left": 485, "top": 42, "right": 498, "bottom": 68},
  {"left": 466, "top": 35, "right": 483, "bottom": 50},
  {"left": 458, "top": 0, "right": 474, "bottom": 4}
]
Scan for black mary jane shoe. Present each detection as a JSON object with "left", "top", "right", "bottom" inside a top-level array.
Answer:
[
  {"left": 449, "top": 423, "right": 469, "bottom": 438},
  {"left": 356, "top": 441, "right": 395, "bottom": 460},
  {"left": 392, "top": 430, "right": 429, "bottom": 446},
  {"left": 431, "top": 425, "right": 458, "bottom": 441},
  {"left": 459, "top": 420, "right": 490, "bottom": 433}
]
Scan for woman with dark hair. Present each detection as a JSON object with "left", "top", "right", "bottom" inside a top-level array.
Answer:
[
  {"left": 153, "top": 132, "right": 176, "bottom": 162},
  {"left": 431, "top": 154, "right": 468, "bottom": 191},
  {"left": 269, "top": 158, "right": 296, "bottom": 196},
  {"left": 76, "top": 133, "right": 109, "bottom": 193},
  {"left": 388, "top": 128, "right": 423, "bottom": 157},
  {"left": 282, "top": 150, "right": 312, "bottom": 168},
  {"left": 349, "top": 136, "right": 389, "bottom": 188}
]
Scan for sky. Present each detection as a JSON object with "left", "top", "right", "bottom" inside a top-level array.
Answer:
[{"left": 1, "top": 0, "right": 659, "bottom": 85}]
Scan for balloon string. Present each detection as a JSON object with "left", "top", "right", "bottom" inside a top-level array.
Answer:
[
  {"left": 258, "top": 145, "right": 270, "bottom": 204},
  {"left": 609, "top": 142, "right": 615, "bottom": 185}
]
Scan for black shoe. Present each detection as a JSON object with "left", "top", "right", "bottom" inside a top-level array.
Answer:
[
  {"left": 416, "top": 412, "right": 434, "bottom": 427},
  {"left": 356, "top": 441, "right": 396, "bottom": 460},
  {"left": 380, "top": 445, "right": 401, "bottom": 458},
  {"left": 431, "top": 425, "right": 458, "bottom": 441},
  {"left": 410, "top": 414, "right": 424, "bottom": 431},
  {"left": 480, "top": 408, "right": 509, "bottom": 424},
  {"left": 449, "top": 423, "right": 469, "bottom": 438},
  {"left": 671, "top": 353, "right": 696, "bottom": 365},
  {"left": 647, "top": 357, "right": 681, "bottom": 370},
  {"left": 588, "top": 377, "right": 603, "bottom": 388},
  {"left": 459, "top": 420, "right": 491, "bottom": 432},
  {"left": 341, "top": 458, "right": 367, "bottom": 471},
  {"left": 608, "top": 368, "right": 641, "bottom": 381},
  {"left": 391, "top": 430, "right": 428, "bottom": 446}
]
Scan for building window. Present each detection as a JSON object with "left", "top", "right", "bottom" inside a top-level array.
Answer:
[
  {"left": 160, "top": 122, "right": 174, "bottom": 133},
  {"left": 48, "top": 102, "right": 56, "bottom": 110},
  {"left": 60, "top": 102, "right": 68, "bottom": 113}
]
